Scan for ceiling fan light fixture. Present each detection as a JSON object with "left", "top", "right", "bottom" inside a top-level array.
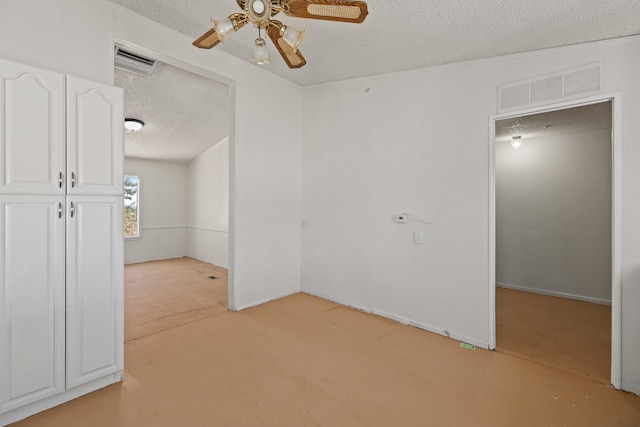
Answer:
[
  {"left": 252, "top": 37, "right": 272, "bottom": 65},
  {"left": 281, "top": 25, "right": 305, "bottom": 53},
  {"left": 124, "top": 118, "right": 145, "bottom": 132},
  {"left": 213, "top": 17, "right": 236, "bottom": 41},
  {"left": 193, "top": 0, "right": 369, "bottom": 68}
]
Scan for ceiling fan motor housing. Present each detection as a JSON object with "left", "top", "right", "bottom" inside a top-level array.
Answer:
[{"left": 246, "top": 0, "right": 273, "bottom": 25}]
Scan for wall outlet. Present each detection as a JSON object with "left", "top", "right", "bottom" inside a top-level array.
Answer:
[{"left": 414, "top": 231, "right": 424, "bottom": 245}]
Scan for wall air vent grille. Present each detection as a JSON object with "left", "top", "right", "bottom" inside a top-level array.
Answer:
[
  {"left": 563, "top": 66, "right": 602, "bottom": 98},
  {"left": 114, "top": 46, "right": 160, "bottom": 76},
  {"left": 498, "top": 62, "right": 604, "bottom": 113},
  {"left": 499, "top": 83, "right": 530, "bottom": 111},
  {"left": 530, "top": 75, "right": 563, "bottom": 104}
]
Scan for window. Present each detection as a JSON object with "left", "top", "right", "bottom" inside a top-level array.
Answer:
[{"left": 124, "top": 175, "right": 140, "bottom": 238}]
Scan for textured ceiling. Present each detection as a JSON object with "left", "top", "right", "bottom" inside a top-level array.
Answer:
[
  {"left": 110, "top": 1, "right": 631, "bottom": 162},
  {"left": 495, "top": 101, "right": 612, "bottom": 144},
  {"left": 115, "top": 63, "right": 229, "bottom": 163},
  {"left": 108, "top": 0, "right": 640, "bottom": 86}
]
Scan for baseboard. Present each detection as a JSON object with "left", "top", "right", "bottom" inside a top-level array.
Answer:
[
  {"left": 371, "top": 308, "right": 490, "bottom": 349},
  {"left": 496, "top": 282, "right": 612, "bottom": 306},
  {"left": 407, "top": 320, "right": 490, "bottom": 350},
  {"left": 303, "top": 291, "right": 490, "bottom": 350},
  {"left": 301, "top": 290, "right": 372, "bottom": 315},
  {"left": 371, "top": 308, "right": 411, "bottom": 326},
  {"left": 0, "top": 371, "right": 123, "bottom": 426},
  {"left": 233, "top": 290, "right": 301, "bottom": 311}
]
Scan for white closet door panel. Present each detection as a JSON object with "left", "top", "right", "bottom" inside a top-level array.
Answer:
[
  {"left": 0, "top": 196, "right": 65, "bottom": 412},
  {"left": 66, "top": 196, "right": 123, "bottom": 388},
  {"left": 0, "top": 59, "right": 65, "bottom": 195},
  {"left": 66, "top": 76, "right": 123, "bottom": 195}
]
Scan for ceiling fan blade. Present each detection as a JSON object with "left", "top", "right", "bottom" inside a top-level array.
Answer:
[
  {"left": 193, "top": 27, "right": 223, "bottom": 49},
  {"left": 267, "top": 24, "right": 307, "bottom": 68},
  {"left": 283, "top": 0, "right": 368, "bottom": 23},
  {"left": 192, "top": 13, "right": 249, "bottom": 49}
]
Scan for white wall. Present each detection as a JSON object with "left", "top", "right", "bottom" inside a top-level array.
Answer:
[
  {"left": 0, "top": 0, "right": 302, "bottom": 310},
  {"left": 496, "top": 128, "right": 612, "bottom": 304},
  {"left": 301, "top": 37, "right": 640, "bottom": 394},
  {"left": 126, "top": 141, "right": 230, "bottom": 268},
  {"left": 124, "top": 158, "right": 188, "bottom": 264},
  {"left": 187, "top": 139, "right": 229, "bottom": 268}
]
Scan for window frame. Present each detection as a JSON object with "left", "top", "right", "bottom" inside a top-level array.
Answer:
[{"left": 124, "top": 175, "right": 140, "bottom": 239}]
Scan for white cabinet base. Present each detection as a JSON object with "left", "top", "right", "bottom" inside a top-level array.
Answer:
[{"left": 0, "top": 371, "right": 122, "bottom": 426}]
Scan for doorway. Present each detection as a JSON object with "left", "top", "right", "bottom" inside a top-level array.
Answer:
[
  {"left": 114, "top": 42, "right": 236, "bottom": 340},
  {"left": 489, "top": 95, "right": 621, "bottom": 388}
]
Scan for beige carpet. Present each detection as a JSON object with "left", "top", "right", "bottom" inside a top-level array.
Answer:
[
  {"left": 496, "top": 287, "right": 611, "bottom": 382},
  {"left": 10, "top": 284, "right": 640, "bottom": 426}
]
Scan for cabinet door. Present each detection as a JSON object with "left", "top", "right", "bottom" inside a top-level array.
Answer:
[
  {"left": 66, "top": 76, "right": 123, "bottom": 195},
  {"left": 0, "top": 58, "right": 65, "bottom": 195},
  {"left": 0, "top": 196, "right": 65, "bottom": 413},
  {"left": 66, "top": 195, "right": 123, "bottom": 388}
]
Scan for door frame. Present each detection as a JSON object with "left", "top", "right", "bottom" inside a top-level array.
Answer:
[
  {"left": 114, "top": 40, "right": 238, "bottom": 309},
  {"left": 488, "top": 93, "right": 622, "bottom": 389}
]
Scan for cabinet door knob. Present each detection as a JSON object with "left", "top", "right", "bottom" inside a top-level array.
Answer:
[
  {"left": 59, "top": 172, "right": 64, "bottom": 189},
  {"left": 71, "top": 172, "right": 76, "bottom": 188},
  {"left": 70, "top": 201, "right": 75, "bottom": 218},
  {"left": 58, "top": 202, "right": 63, "bottom": 219}
]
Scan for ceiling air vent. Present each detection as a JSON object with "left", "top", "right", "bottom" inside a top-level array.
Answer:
[
  {"left": 498, "top": 62, "right": 604, "bottom": 113},
  {"left": 114, "top": 46, "right": 160, "bottom": 76}
]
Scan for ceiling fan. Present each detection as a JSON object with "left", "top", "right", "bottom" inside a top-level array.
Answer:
[{"left": 192, "top": 0, "right": 369, "bottom": 69}]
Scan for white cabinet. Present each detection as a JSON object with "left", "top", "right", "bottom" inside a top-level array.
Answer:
[
  {"left": 66, "top": 76, "right": 123, "bottom": 195},
  {"left": 0, "top": 60, "right": 65, "bottom": 195},
  {"left": 0, "top": 62, "right": 123, "bottom": 197},
  {"left": 0, "top": 57, "right": 123, "bottom": 424},
  {"left": 66, "top": 196, "right": 123, "bottom": 388},
  {"left": 0, "top": 196, "right": 65, "bottom": 412}
]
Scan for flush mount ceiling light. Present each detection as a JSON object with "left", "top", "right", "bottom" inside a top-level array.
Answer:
[
  {"left": 511, "top": 135, "right": 523, "bottom": 150},
  {"left": 124, "top": 118, "right": 145, "bottom": 132},
  {"left": 192, "top": 0, "right": 369, "bottom": 69}
]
